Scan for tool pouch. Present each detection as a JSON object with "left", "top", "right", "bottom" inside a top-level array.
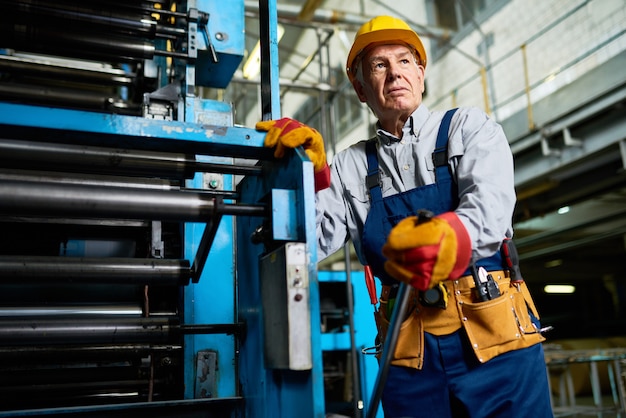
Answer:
[
  {"left": 374, "top": 294, "right": 424, "bottom": 370},
  {"left": 458, "top": 280, "right": 545, "bottom": 363}
]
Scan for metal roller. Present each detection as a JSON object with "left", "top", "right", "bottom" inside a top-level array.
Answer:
[
  {"left": 5, "top": 377, "right": 172, "bottom": 400},
  {"left": 0, "top": 343, "right": 182, "bottom": 360},
  {"left": 0, "top": 340, "right": 182, "bottom": 408},
  {"left": 0, "top": 304, "right": 147, "bottom": 317},
  {"left": 1, "top": 1, "right": 193, "bottom": 62},
  {"left": 0, "top": 55, "right": 135, "bottom": 86},
  {"left": 0, "top": 82, "right": 127, "bottom": 111},
  {"left": 0, "top": 25, "right": 156, "bottom": 62},
  {"left": 0, "top": 179, "right": 266, "bottom": 221},
  {"left": 0, "top": 319, "right": 243, "bottom": 346},
  {"left": 4, "top": 1, "right": 159, "bottom": 38},
  {"left": 3, "top": 0, "right": 172, "bottom": 16},
  {"left": 0, "top": 255, "right": 191, "bottom": 285},
  {"left": 0, "top": 168, "right": 180, "bottom": 191},
  {"left": 0, "top": 139, "right": 262, "bottom": 179},
  {"left": 6, "top": 3, "right": 188, "bottom": 40},
  {"left": 0, "top": 317, "right": 178, "bottom": 345}
]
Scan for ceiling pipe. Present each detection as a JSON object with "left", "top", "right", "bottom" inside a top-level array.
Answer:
[
  {"left": 297, "top": 0, "right": 325, "bottom": 22},
  {"left": 243, "top": 1, "right": 451, "bottom": 39}
]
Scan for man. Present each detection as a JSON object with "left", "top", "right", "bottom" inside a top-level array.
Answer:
[{"left": 257, "top": 15, "right": 553, "bottom": 418}]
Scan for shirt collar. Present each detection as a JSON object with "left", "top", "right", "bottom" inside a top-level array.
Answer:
[{"left": 375, "top": 105, "right": 430, "bottom": 145}]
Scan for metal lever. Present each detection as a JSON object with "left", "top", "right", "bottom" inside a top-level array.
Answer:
[
  {"left": 193, "top": 9, "right": 219, "bottom": 64},
  {"left": 366, "top": 209, "right": 433, "bottom": 418}
]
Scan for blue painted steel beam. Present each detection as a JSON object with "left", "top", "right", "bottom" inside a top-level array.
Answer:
[
  {"left": 183, "top": 154, "right": 238, "bottom": 404},
  {"left": 259, "top": 0, "right": 281, "bottom": 120},
  {"left": 237, "top": 148, "right": 326, "bottom": 418},
  {"left": 0, "top": 102, "right": 271, "bottom": 160}
]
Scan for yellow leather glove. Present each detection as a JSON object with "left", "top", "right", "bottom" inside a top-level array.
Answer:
[
  {"left": 382, "top": 212, "right": 472, "bottom": 291},
  {"left": 256, "top": 117, "right": 327, "bottom": 172}
]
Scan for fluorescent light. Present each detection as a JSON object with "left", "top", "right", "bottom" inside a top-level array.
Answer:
[
  {"left": 242, "top": 24, "right": 285, "bottom": 80},
  {"left": 544, "top": 284, "right": 576, "bottom": 294},
  {"left": 544, "top": 259, "right": 563, "bottom": 268},
  {"left": 557, "top": 206, "right": 570, "bottom": 214}
]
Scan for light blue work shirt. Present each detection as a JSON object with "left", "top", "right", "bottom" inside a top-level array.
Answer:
[{"left": 315, "top": 104, "right": 515, "bottom": 266}]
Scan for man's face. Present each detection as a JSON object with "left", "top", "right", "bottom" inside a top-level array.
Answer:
[{"left": 353, "top": 44, "right": 425, "bottom": 123}]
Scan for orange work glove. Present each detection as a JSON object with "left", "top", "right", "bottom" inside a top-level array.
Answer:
[
  {"left": 382, "top": 212, "right": 471, "bottom": 291},
  {"left": 256, "top": 118, "right": 330, "bottom": 191}
]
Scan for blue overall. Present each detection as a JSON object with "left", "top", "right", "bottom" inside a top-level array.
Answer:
[
  {"left": 362, "top": 110, "right": 502, "bottom": 286},
  {"left": 361, "top": 110, "right": 553, "bottom": 417}
]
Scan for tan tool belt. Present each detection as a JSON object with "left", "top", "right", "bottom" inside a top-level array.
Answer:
[{"left": 374, "top": 271, "right": 545, "bottom": 370}]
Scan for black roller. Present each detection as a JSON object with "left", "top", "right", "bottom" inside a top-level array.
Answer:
[
  {"left": 0, "top": 139, "right": 263, "bottom": 180},
  {"left": 0, "top": 317, "right": 179, "bottom": 345},
  {"left": 0, "top": 139, "right": 194, "bottom": 180},
  {"left": 0, "top": 0, "right": 190, "bottom": 62},
  {"left": 0, "top": 179, "right": 266, "bottom": 221},
  {"left": 3, "top": 1, "right": 158, "bottom": 38},
  {"left": 0, "top": 179, "right": 215, "bottom": 221},
  {"left": 0, "top": 82, "right": 121, "bottom": 110},
  {"left": 0, "top": 55, "right": 135, "bottom": 86},
  {"left": 0, "top": 255, "right": 191, "bottom": 285},
  {"left": 0, "top": 24, "right": 155, "bottom": 62}
]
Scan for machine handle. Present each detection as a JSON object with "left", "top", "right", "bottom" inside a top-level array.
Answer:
[{"left": 366, "top": 208, "right": 434, "bottom": 418}]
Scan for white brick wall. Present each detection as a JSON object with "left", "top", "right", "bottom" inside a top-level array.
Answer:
[{"left": 424, "top": 0, "right": 626, "bottom": 122}]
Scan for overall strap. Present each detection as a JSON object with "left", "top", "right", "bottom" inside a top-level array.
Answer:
[
  {"left": 366, "top": 108, "right": 458, "bottom": 204},
  {"left": 365, "top": 139, "right": 383, "bottom": 203},
  {"left": 433, "top": 108, "right": 458, "bottom": 182}
]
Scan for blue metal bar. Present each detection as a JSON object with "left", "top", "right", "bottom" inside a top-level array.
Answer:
[
  {"left": 0, "top": 102, "right": 269, "bottom": 159},
  {"left": 259, "top": 0, "right": 281, "bottom": 120}
]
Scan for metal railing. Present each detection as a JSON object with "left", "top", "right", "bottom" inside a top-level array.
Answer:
[{"left": 427, "top": 0, "right": 626, "bottom": 130}]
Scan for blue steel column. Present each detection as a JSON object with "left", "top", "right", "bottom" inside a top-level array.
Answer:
[
  {"left": 237, "top": 152, "right": 325, "bottom": 418},
  {"left": 181, "top": 0, "right": 245, "bottom": 405},
  {"left": 235, "top": 0, "right": 326, "bottom": 416},
  {"left": 183, "top": 160, "right": 237, "bottom": 401},
  {"left": 259, "top": 0, "right": 281, "bottom": 121}
]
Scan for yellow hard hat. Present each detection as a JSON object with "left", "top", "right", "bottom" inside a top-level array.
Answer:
[{"left": 346, "top": 15, "right": 427, "bottom": 83}]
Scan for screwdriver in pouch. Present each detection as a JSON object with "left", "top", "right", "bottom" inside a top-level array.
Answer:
[
  {"left": 501, "top": 238, "right": 523, "bottom": 285},
  {"left": 364, "top": 265, "right": 378, "bottom": 308}
]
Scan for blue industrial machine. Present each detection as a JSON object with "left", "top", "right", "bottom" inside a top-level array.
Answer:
[{"left": 0, "top": 1, "right": 337, "bottom": 417}]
